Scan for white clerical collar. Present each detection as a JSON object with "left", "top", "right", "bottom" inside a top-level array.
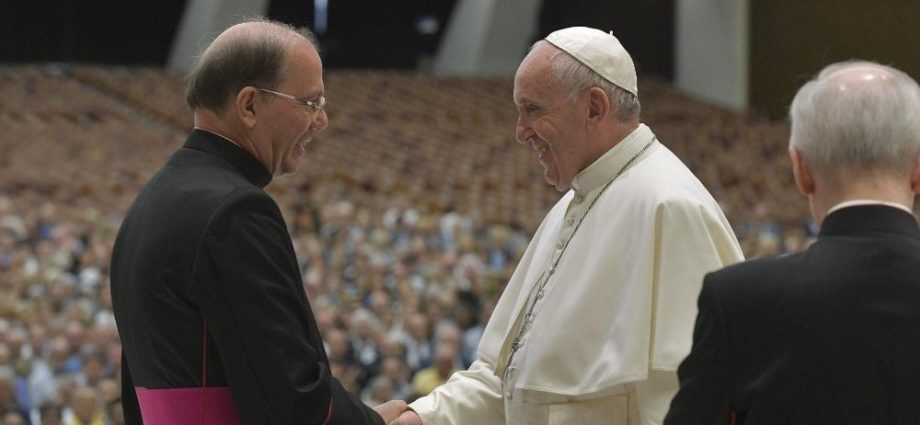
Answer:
[
  {"left": 827, "top": 199, "right": 913, "bottom": 215},
  {"left": 194, "top": 127, "right": 243, "bottom": 148},
  {"left": 570, "top": 123, "right": 656, "bottom": 195}
]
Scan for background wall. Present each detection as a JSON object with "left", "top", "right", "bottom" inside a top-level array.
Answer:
[
  {"left": 0, "top": 0, "right": 187, "bottom": 64},
  {"left": 536, "top": 0, "right": 675, "bottom": 80},
  {"left": 750, "top": 0, "right": 920, "bottom": 117},
  {"left": 675, "top": 0, "right": 748, "bottom": 110},
  {"left": 2, "top": 0, "right": 919, "bottom": 116}
]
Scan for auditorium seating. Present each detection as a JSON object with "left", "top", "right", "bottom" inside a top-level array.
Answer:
[
  {"left": 3, "top": 66, "right": 814, "bottom": 229},
  {"left": 0, "top": 64, "right": 844, "bottom": 420}
]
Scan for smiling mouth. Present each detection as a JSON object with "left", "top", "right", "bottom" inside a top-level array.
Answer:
[
  {"left": 527, "top": 137, "right": 546, "bottom": 155},
  {"left": 294, "top": 139, "right": 310, "bottom": 155},
  {"left": 529, "top": 140, "right": 548, "bottom": 158}
]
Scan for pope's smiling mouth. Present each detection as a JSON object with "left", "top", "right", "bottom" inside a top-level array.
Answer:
[{"left": 528, "top": 137, "right": 548, "bottom": 158}]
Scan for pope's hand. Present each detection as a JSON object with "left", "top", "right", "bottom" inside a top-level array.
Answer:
[
  {"left": 389, "top": 410, "right": 422, "bottom": 425},
  {"left": 373, "top": 400, "right": 407, "bottom": 424}
]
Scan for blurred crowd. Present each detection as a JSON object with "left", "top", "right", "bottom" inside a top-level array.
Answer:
[
  {"left": 0, "top": 185, "right": 522, "bottom": 424},
  {"left": 3, "top": 64, "right": 901, "bottom": 424}
]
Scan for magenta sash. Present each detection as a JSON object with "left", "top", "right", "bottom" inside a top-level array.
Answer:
[{"left": 135, "top": 386, "right": 243, "bottom": 425}]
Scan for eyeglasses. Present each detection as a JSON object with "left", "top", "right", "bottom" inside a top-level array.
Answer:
[{"left": 258, "top": 88, "right": 327, "bottom": 113}]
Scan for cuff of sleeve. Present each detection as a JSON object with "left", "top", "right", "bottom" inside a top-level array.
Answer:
[{"left": 408, "top": 395, "right": 437, "bottom": 423}]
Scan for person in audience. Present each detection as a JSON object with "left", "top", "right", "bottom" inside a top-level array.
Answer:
[
  {"left": 410, "top": 344, "right": 458, "bottom": 397},
  {"left": 108, "top": 19, "right": 403, "bottom": 425},
  {"left": 361, "top": 376, "right": 396, "bottom": 407},
  {"left": 0, "top": 367, "right": 29, "bottom": 424},
  {"left": 105, "top": 398, "right": 124, "bottom": 425},
  {"left": 378, "top": 357, "right": 414, "bottom": 401},
  {"left": 395, "top": 26, "right": 743, "bottom": 424},
  {"left": 2, "top": 410, "right": 27, "bottom": 425},
  {"left": 66, "top": 388, "right": 102, "bottom": 425},
  {"left": 39, "top": 404, "right": 63, "bottom": 425},
  {"left": 666, "top": 61, "right": 920, "bottom": 423}
]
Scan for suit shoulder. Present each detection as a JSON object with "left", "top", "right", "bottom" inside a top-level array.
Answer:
[
  {"left": 705, "top": 252, "right": 805, "bottom": 293},
  {"left": 213, "top": 186, "right": 281, "bottom": 219},
  {"left": 135, "top": 152, "right": 279, "bottom": 234},
  {"left": 161, "top": 148, "right": 272, "bottom": 205}
]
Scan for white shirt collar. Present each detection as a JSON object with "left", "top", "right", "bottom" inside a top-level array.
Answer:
[
  {"left": 194, "top": 127, "right": 243, "bottom": 148},
  {"left": 827, "top": 199, "right": 914, "bottom": 215}
]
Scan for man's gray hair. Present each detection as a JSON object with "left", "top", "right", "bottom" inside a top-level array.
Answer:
[
  {"left": 186, "top": 18, "right": 318, "bottom": 111},
  {"left": 789, "top": 60, "right": 920, "bottom": 175},
  {"left": 540, "top": 41, "right": 641, "bottom": 121}
]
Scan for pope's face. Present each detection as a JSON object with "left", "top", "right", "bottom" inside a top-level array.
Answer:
[{"left": 513, "top": 44, "right": 590, "bottom": 192}]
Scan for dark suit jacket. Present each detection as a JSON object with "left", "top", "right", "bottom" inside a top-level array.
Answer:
[
  {"left": 665, "top": 205, "right": 920, "bottom": 425},
  {"left": 111, "top": 130, "right": 383, "bottom": 425}
]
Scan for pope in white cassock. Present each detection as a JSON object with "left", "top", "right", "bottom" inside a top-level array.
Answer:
[{"left": 392, "top": 26, "right": 744, "bottom": 425}]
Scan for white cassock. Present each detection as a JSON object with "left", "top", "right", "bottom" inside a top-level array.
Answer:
[{"left": 409, "top": 124, "right": 744, "bottom": 424}]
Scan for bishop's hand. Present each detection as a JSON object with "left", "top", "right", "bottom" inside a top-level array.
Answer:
[
  {"left": 373, "top": 400, "right": 407, "bottom": 424},
  {"left": 389, "top": 409, "right": 422, "bottom": 425}
]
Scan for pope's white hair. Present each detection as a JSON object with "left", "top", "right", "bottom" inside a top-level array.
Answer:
[{"left": 533, "top": 40, "right": 641, "bottom": 121}]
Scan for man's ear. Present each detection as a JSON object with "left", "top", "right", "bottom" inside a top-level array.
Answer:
[
  {"left": 236, "top": 87, "right": 259, "bottom": 128},
  {"left": 789, "top": 146, "right": 815, "bottom": 195},
  {"left": 585, "top": 87, "right": 609, "bottom": 124},
  {"left": 910, "top": 155, "right": 920, "bottom": 193}
]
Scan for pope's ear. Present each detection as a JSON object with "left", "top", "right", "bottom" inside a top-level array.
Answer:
[
  {"left": 585, "top": 87, "right": 609, "bottom": 123},
  {"left": 236, "top": 87, "right": 259, "bottom": 128},
  {"left": 789, "top": 146, "right": 815, "bottom": 195}
]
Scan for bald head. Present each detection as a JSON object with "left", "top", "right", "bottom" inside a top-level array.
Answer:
[
  {"left": 186, "top": 19, "right": 318, "bottom": 111},
  {"left": 789, "top": 61, "right": 920, "bottom": 179},
  {"left": 819, "top": 61, "right": 900, "bottom": 85}
]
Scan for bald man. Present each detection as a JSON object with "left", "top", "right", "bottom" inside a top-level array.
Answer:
[
  {"left": 110, "top": 20, "right": 404, "bottom": 425},
  {"left": 665, "top": 61, "right": 920, "bottom": 423}
]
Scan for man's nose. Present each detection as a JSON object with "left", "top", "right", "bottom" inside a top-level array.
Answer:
[
  {"left": 515, "top": 116, "right": 530, "bottom": 144},
  {"left": 313, "top": 109, "right": 329, "bottom": 131}
]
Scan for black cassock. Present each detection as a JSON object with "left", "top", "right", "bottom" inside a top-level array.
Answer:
[
  {"left": 665, "top": 205, "right": 920, "bottom": 424},
  {"left": 111, "top": 130, "right": 383, "bottom": 425}
]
